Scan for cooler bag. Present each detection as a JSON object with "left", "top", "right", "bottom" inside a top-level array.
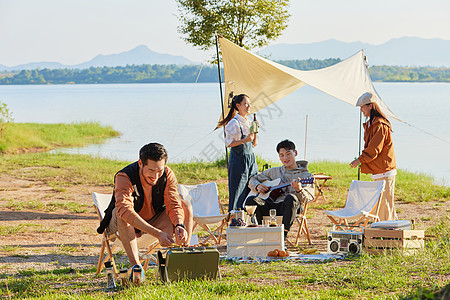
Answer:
[{"left": 157, "top": 247, "right": 220, "bottom": 282}]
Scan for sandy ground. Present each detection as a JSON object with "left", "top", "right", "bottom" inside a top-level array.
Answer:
[{"left": 0, "top": 173, "right": 448, "bottom": 274}]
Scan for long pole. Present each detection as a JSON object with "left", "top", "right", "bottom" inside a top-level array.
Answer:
[
  {"left": 304, "top": 114, "right": 308, "bottom": 159},
  {"left": 215, "top": 34, "right": 228, "bottom": 167},
  {"left": 358, "top": 111, "right": 362, "bottom": 180}
]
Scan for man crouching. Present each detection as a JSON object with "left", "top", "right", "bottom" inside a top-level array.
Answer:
[{"left": 98, "top": 142, "right": 193, "bottom": 277}]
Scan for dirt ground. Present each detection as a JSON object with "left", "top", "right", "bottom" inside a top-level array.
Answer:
[{"left": 0, "top": 174, "right": 448, "bottom": 274}]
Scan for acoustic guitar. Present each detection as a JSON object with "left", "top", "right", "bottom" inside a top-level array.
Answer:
[{"left": 246, "top": 177, "right": 315, "bottom": 202}]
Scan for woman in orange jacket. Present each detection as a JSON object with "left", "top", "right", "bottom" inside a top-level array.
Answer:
[{"left": 349, "top": 92, "right": 398, "bottom": 221}]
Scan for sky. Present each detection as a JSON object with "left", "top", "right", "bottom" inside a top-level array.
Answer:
[{"left": 1, "top": 0, "right": 450, "bottom": 66}]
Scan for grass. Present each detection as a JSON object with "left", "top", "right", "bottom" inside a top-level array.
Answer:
[
  {"left": 0, "top": 223, "right": 59, "bottom": 236},
  {"left": 1, "top": 153, "right": 448, "bottom": 209},
  {"left": 0, "top": 123, "right": 449, "bottom": 298},
  {"left": 3, "top": 199, "right": 88, "bottom": 213},
  {"left": 0, "top": 217, "right": 448, "bottom": 299},
  {"left": 0, "top": 121, "right": 119, "bottom": 154}
]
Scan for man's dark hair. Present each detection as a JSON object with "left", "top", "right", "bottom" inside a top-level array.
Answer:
[
  {"left": 139, "top": 143, "right": 168, "bottom": 165},
  {"left": 276, "top": 139, "right": 296, "bottom": 153}
]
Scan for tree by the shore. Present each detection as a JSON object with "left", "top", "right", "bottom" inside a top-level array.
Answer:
[{"left": 175, "top": 0, "right": 290, "bottom": 51}]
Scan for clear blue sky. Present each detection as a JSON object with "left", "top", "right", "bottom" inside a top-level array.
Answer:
[{"left": 1, "top": 0, "right": 449, "bottom": 66}]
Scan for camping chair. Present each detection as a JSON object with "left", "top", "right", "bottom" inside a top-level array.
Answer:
[
  {"left": 324, "top": 180, "right": 385, "bottom": 230},
  {"left": 92, "top": 192, "right": 160, "bottom": 276},
  {"left": 178, "top": 182, "right": 229, "bottom": 245},
  {"left": 292, "top": 194, "right": 315, "bottom": 246}
]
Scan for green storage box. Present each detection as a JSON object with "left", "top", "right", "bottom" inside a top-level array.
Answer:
[{"left": 157, "top": 247, "right": 220, "bottom": 282}]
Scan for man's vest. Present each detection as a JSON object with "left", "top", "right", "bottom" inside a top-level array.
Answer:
[{"left": 96, "top": 161, "right": 167, "bottom": 234}]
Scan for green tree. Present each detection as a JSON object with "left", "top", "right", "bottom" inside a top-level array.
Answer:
[
  {"left": 0, "top": 101, "right": 14, "bottom": 139},
  {"left": 175, "top": 0, "right": 290, "bottom": 50}
]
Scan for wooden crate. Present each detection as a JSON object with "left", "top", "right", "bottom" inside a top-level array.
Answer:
[{"left": 364, "top": 228, "right": 424, "bottom": 255}]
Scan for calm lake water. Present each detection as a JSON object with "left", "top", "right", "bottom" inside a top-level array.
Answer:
[{"left": 1, "top": 82, "right": 449, "bottom": 186}]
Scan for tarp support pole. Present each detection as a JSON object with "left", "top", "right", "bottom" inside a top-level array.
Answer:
[
  {"left": 304, "top": 114, "right": 308, "bottom": 159},
  {"left": 358, "top": 111, "right": 362, "bottom": 180},
  {"left": 215, "top": 34, "right": 228, "bottom": 167}
]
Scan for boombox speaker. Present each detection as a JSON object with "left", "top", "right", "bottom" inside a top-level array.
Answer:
[{"left": 327, "top": 230, "right": 364, "bottom": 255}]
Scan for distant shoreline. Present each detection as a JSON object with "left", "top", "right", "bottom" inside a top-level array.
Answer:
[{"left": 1, "top": 62, "right": 449, "bottom": 85}]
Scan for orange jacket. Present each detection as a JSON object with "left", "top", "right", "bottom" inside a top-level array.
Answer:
[
  {"left": 114, "top": 166, "right": 184, "bottom": 226},
  {"left": 358, "top": 116, "right": 396, "bottom": 175}
]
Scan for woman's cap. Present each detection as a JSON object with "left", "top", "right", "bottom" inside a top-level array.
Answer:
[{"left": 356, "top": 92, "right": 375, "bottom": 106}]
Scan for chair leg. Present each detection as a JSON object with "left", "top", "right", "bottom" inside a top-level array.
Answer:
[
  {"left": 295, "top": 215, "right": 312, "bottom": 246},
  {"left": 96, "top": 241, "right": 107, "bottom": 275},
  {"left": 199, "top": 224, "right": 220, "bottom": 244},
  {"left": 141, "top": 241, "right": 160, "bottom": 271},
  {"left": 285, "top": 238, "right": 295, "bottom": 247},
  {"left": 216, "top": 220, "right": 227, "bottom": 244},
  {"left": 97, "top": 238, "right": 117, "bottom": 276},
  {"left": 105, "top": 240, "right": 118, "bottom": 276},
  {"left": 302, "top": 220, "right": 312, "bottom": 245},
  {"left": 295, "top": 202, "right": 312, "bottom": 246}
]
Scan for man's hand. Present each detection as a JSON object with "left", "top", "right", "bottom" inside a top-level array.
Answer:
[
  {"left": 292, "top": 178, "right": 301, "bottom": 192},
  {"left": 175, "top": 226, "right": 188, "bottom": 245},
  {"left": 349, "top": 158, "right": 360, "bottom": 168},
  {"left": 157, "top": 231, "right": 175, "bottom": 247},
  {"left": 257, "top": 184, "right": 270, "bottom": 193}
]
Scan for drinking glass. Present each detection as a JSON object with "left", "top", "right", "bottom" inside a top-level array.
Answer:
[
  {"left": 269, "top": 209, "right": 277, "bottom": 226},
  {"left": 269, "top": 209, "right": 276, "bottom": 218}
]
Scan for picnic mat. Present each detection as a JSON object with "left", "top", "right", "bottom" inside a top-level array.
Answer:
[{"left": 222, "top": 252, "right": 346, "bottom": 264}]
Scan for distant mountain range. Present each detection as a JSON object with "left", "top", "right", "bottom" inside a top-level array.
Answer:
[
  {"left": 258, "top": 37, "right": 450, "bottom": 67},
  {"left": 0, "top": 45, "right": 194, "bottom": 71},
  {"left": 1, "top": 37, "right": 449, "bottom": 71}
]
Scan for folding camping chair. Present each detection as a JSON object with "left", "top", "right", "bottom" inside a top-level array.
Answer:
[
  {"left": 178, "top": 182, "right": 229, "bottom": 245},
  {"left": 292, "top": 195, "right": 314, "bottom": 246},
  {"left": 324, "top": 180, "right": 385, "bottom": 230},
  {"left": 92, "top": 192, "right": 160, "bottom": 276}
]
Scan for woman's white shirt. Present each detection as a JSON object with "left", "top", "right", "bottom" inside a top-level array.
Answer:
[{"left": 225, "top": 114, "right": 251, "bottom": 147}]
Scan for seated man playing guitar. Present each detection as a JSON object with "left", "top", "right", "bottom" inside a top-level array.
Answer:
[{"left": 245, "top": 139, "right": 314, "bottom": 238}]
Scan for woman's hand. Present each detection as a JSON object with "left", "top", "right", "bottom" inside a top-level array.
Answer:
[
  {"left": 244, "top": 133, "right": 255, "bottom": 143},
  {"left": 349, "top": 158, "right": 360, "bottom": 168}
]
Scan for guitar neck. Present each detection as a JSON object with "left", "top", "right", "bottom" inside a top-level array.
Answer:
[
  {"left": 269, "top": 183, "right": 291, "bottom": 191},
  {"left": 269, "top": 177, "right": 314, "bottom": 191}
]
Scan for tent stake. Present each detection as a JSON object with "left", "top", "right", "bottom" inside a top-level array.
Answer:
[{"left": 215, "top": 34, "right": 228, "bottom": 168}]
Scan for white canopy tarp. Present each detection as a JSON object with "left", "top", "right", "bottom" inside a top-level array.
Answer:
[{"left": 218, "top": 36, "right": 403, "bottom": 124}]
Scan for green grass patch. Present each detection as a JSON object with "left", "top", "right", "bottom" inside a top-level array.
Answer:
[
  {"left": 4, "top": 199, "right": 88, "bottom": 213},
  {"left": 0, "top": 245, "right": 21, "bottom": 253},
  {"left": 0, "top": 218, "right": 449, "bottom": 299},
  {"left": 0, "top": 223, "right": 59, "bottom": 236},
  {"left": 0, "top": 121, "right": 119, "bottom": 153},
  {"left": 0, "top": 153, "right": 449, "bottom": 205}
]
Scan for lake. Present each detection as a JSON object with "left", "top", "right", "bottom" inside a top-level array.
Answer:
[{"left": 1, "top": 82, "right": 449, "bottom": 186}]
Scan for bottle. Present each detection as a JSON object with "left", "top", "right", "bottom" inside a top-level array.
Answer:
[
  {"left": 250, "top": 114, "right": 258, "bottom": 133},
  {"left": 132, "top": 265, "right": 143, "bottom": 285},
  {"left": 119, "top": 268, "right": 129, "bottom": 288},
  {"left": 104, "top": 261, "right": 116, "bottom": 290}
]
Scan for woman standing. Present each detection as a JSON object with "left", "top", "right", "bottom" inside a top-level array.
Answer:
[
  {"left": 218, "top": 94, "right": 258, "bottom": 212},
  {"left": 350, "top": 92, "right": 398, "bottom": 221}
]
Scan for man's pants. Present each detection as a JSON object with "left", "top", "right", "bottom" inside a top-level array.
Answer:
[{"left": 245, "top": 194, "right": 301, "bottom": 236}]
